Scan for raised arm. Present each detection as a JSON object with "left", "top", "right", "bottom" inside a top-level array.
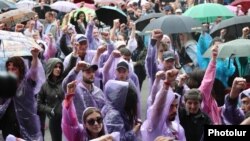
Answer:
[
  {"left": 85, "top": 18, "right": 95, "bottom": 50},
  {"left": 110, "top": 19, "right": 120, "bottom": 41},
  {"left": 62, "top": 61, "right": 90, "bottom": 93},
  {"left": 102, "top": 50, "right": 121, "bottom": 85},
  {"left": 62, "top": 80, "right": 84, "bottom": 141},
  {"left": 222, "top": 77, "right": 246, "bottom": 124},
  {"left": 149, "top": 71, "right": 165, "bottom": 106},
  {"left": 127, "top": 22, "right": 137, "bottom": 53},
  {"left": 149, "top": 69, "right": 179, "bottom": 130},
  {"left": 145, "top": 29, "right": 163, "bottom": 86},
  {"left": 43, "top": 34, "right": 57, "bottom": 62},
  {"left": 198, "top": 45, "right": 220, "bottom": 124},
  {"left": 30, "top": 47, "right": 42, "bottom": 82}
]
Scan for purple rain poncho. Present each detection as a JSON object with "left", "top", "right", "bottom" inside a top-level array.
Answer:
[
  {"left": 102, "top": 80, "right": 139, "bottom": 141},
  {"left": 62, "top": 69, "right": 106, "bottom": 123},
  {"left": 141, "top": 87, "right": 186, "bottom": 141},
  {"left": 0, "top": 58, "right": 45, "bottom": 141},
  {"left": 62, "top": 97, "right": 120, "bottom": 141}
]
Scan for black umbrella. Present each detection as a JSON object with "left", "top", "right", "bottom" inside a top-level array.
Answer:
[
  {"left": 210, "top": 16, "right": 250, "bottom": 38},
  {"left": 135, "top": 13, "right": 164, "bottom": 31},
  {"left": 96, "top": 6, "right": 127, "bottom": 27},
  {"left": 33, "top": 4, "right": 58, "bottom": 19},
  {"left": 142, "top": 15, "right": 202, "bottom": 35}
]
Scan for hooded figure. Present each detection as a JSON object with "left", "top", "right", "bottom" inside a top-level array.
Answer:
[
  {"left": 102, "top": 80, "right": 139, "bottom": 141},
  {"left": 0, "top": 56, "right": 45, "bottom": 141},
  {"left": 37, "top": 57, "right": 76, "bottom": 141}
]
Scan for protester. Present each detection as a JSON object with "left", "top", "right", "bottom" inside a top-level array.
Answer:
[
  {"left": 62, "top": 61, "right": 105, "bottom": 123},
  {"left": 62, "top": 80, "right": 119, "bottom": 141},
  {"left": 37, "top": 56, "right": 76, "bottom": 141},
  {"left": 0, "top": 48, "right": 45, "bottom": 140},
  {"left": 102, "top": 80, "right": 141, "bottom": 141},
  {"left": 141, "top": 69, "right": 186, "bottom": 141}
]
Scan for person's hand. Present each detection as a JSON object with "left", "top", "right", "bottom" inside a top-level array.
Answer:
[
  {"left": 177, "top": 73, "right": 188, "bottom": 87},
  {"left": 156, "top": 71, "right": 165, "bottom": 80},
  {"left": 132, "top": 122, "right": 142, "bottom": 134},
  {"left": 67, "top": 80, "right": 77, "bottom": 94},
  {"left": 75, "top": 61, "right": 90, "bottom": 72},
  {"left": 65, "top": 80, "right": 77, "bottom": 108},
  {"left": 220, "top": 29, "right": 227, "bottom": 38},
  {"left": 31, "top": 47, "right": 40, "bottom": 59},
  {"left": 211, "top": 44, "right": 219, "bottom": 60},
  {"left": 154, "top": 136, "right": 174, "bottom": 141},
  {"left": 165, "top": 69, "right": 179, "bottom": 82},
  {"left": 242, "top": 27, "right": 249, "bottom": 38},
  {"left": 120, "top": 23, "right": 127, "bottom": 31},
  {"left": 112, "top": 50, "right": 121, "bottom": 58},
  {"left": 97, "top": 45, "right": 107, "bottom": 55},
  {"left": 232, "top": 77, "right": 246, "bottom": 90},
  {"left": 230, "top": 77, "right": 246, "bottom": 99},
  {"left": 113, "top": 19, "right": 120, "bottom": 29},
  {"left": 152, "top": 29, "right": 163, "bottom": 42},
  {"left": 15, "top": 23, "right": 24, "bottom": 32},
  {"left": 130, "top": 21, "right": 136, "bottom": 30}
]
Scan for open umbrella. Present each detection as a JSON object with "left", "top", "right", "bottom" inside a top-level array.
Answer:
[
  {"left": 142, "top": 15, "right": 202, "bottom": 35},
  {"left": 0, "top": 9, "right": 36, "bottom": 27},
  {"left": 96, "top": 6, "right": 127, "bottom": 27},
  {"left": 210, "top": 16, "right": 250, "bottom": 38},
  {"left": 231, "top": 0, "right": 250, "bottom": 13},
  {"left": 16, "top": 0, "right": 37, "bottom": 10},
  {"left": 203, "top": 39, "right": 250, "bottom": 58},
  {"left": 94, "top": 0, "right": 124, "bottom": 5},
  {"left": 0, "top": 30, "right": 41, "bottom": 58},
  {"left": 0, "top": 0, "right": 17, "bottom": 11},
  {"left": 50, "top": 1, "right": 78, "bottom": 13},
  {"left": 135, "top": 13, "right": 164, "bottom": 31},
  {"left": 33, "top": 4, "right": 59, "bottom": 19},
  {"left": 183, "top": 3, "right": 235, "bottom": 23}
]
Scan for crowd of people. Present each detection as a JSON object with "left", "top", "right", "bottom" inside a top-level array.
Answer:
[{"left": 1, "top": 0, "right": 250, "bottom": 141}]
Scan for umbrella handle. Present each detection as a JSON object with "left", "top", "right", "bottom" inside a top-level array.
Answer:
[{"left": 228, "top": 54, "right": 235, "bottom": 69}]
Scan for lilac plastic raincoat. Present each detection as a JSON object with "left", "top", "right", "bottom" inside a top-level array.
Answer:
[
  {"left": 102, "top": 80, "right": 139, "bottom": 141},
  {"left": 141, "top": 87, "right": 186, "bottom": 141},
  {"left": 0, "top": 58, "right": 45, "bottom": 141}
]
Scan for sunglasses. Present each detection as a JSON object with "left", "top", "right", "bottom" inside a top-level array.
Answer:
[{"left": 86, "top": 117, "right": 103, "bottom": 126}]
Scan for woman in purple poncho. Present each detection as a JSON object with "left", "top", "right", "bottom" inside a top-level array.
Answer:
[
  {"left": 62, "top": 80, "right": 120, "bottom": 141},
  {"left": 0, "top": 48, "right": 45, "bottom": 141}
]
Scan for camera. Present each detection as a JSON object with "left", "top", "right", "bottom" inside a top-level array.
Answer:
[{"left": 0, "top": 72, "right": 17, "bottom": 98}]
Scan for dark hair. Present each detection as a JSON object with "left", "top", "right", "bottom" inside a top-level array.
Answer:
[
  {"left": 186, "top": 68, "right": 205, "bottom": 89},
  {"left": 76, "top": 11, "right": 87, "bottom": 27},
  {"left": 118, "top": 33, "right": 128, "bottom": 41},
  {"left": 135, "top": 34, "right": 145, "bottom": 49},
  {"left": 82, "top": 107, "right": 105, "bottom": 139},
  {"left": 6, "top": 57, "right": 25, "bottom": 81},
  {"left": 119, "top": 48, "right": 132, "bottom": 56},
  {"left": 124, "top": 83, "right": 138, "bottom": 126},
  {"left": 209, "top": 37, "right": 223, "bottom": 47}
]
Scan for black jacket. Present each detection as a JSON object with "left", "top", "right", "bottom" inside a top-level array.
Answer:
[{"left": 179, "top": 108, "right": 212, "bottom": 141}]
